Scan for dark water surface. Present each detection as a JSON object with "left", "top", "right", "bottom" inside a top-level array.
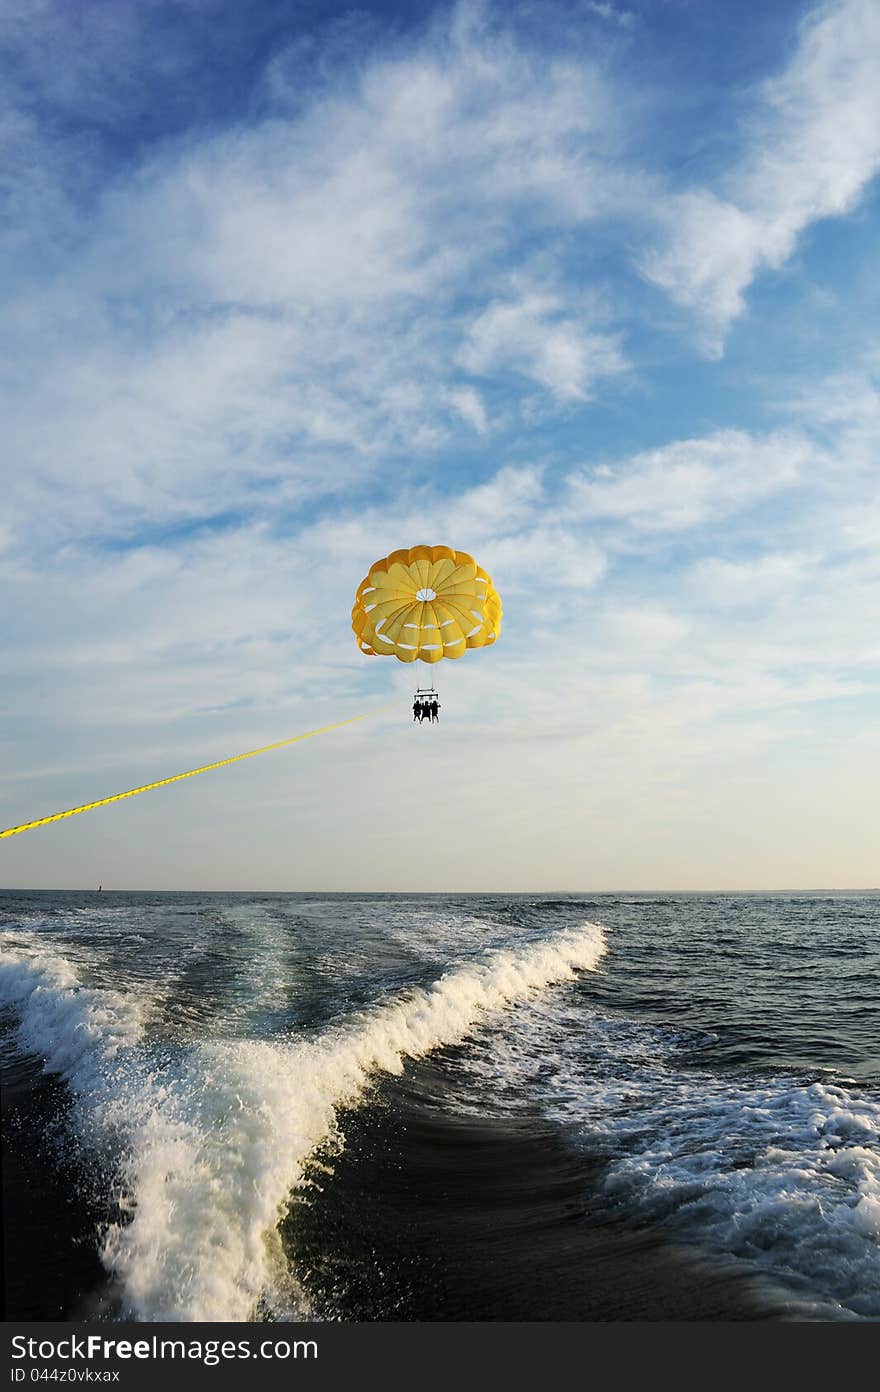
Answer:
[{"left": 2, "top": 891, "right": 878, "bottom": 1320}]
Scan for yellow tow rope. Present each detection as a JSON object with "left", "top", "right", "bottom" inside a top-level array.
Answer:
[{"left": 1, "top": 710, "right": 383, "bottom": 840}]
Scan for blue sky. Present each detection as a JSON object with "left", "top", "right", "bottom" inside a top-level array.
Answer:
[{"left": 2, "top": 0, "right": 878, "bottom": 890}]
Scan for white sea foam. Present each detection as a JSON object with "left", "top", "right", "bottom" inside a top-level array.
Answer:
[
  {"left": 453, "top": 996, "right": 880, "bottom": 1319},
  {"left": 0, "top": 934, "right": 147, "bottom": 1093},
  {"left": 593, "top": 1073, "right": 880, "bottom": 1319},
  {"left": 0, "top": 921, "right": 606, "bottom": 1322}
]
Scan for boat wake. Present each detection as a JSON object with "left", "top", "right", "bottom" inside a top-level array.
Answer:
[{"left": 0, "top": 921, "right": 606, "bottom": 1321}]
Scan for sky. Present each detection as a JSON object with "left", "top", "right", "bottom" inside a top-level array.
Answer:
[{"left": 1, "top": 0, "right": 878, "bottom": 891}]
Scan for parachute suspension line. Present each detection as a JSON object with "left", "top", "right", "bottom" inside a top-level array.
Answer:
[{"left": 0, "top": 708, "right": 390, "bottom": 841}]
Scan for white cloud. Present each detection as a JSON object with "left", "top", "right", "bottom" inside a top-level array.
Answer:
[
  {"left": 640, "top": 192, "right": 764, "bottom": 352},
  {"left": 1, "top": 6, "right": 635, "bottom": 555},
  {"left": 459, "top": 292, "right": 626, "bottom": 401},
  {"left": 584, "top": 3, "right": 636, "bottom": 29},
  {"left": 456, "top": 464, "right": 545, "bottom": 533},
  {"left": 488, "top": 526, "right": 607, "bottom": 592},
  {"left": 8, "top": 0, "right": 871, "bottom": 564},
  {"left": 601, "top": 605, "right": 689, "bottom": 648},
  {"left": 643, "top": 0, "right": 880, "bottom": 348},
  {"left": 277, "top": 464, "right": 550, "bottom": 597},
  {"left": 688, "top": 551, "right": 814, "bottom": 608},
  {"left": 781, "top": 357, "right": 880, "bottom": 438},
  {"left": 567, "top": 429, "right": 816, "bottom": 530},
  {"left": 447, "top": 386, "right": 488, "bottom": 433}
]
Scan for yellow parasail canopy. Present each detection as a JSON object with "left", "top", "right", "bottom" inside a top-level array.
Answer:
[{"left": 352, "top": 545, "right": 502, "bottom": 664}]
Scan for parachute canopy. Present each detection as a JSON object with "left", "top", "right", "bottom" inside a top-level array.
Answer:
[{"left": 352, "top": 545, "right": 502, "bottom": 664}]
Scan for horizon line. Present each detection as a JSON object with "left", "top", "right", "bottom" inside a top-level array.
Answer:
[{"left": 1, "top": 886, "right": 878, "bottom": 896}]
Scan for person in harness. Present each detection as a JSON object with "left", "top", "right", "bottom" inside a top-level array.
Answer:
[{"left": 413, "top": 690, "right": 440, "bottom": 723}]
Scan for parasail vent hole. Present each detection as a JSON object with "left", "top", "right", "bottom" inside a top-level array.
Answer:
[{"left": 416, "top": 587, "right": 437, "bottom": 601}]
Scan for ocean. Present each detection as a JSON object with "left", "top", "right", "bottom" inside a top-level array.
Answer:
[{"left": 1, "top": 890, "right": 878, "bottom": 1322}]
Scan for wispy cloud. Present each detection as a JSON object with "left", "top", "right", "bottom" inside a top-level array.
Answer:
[
  {"left": 2, "top": 2, "right": 635, "bottom": 556},
  {"left": 642, "top": 0, "right": 880, "bottom": 349},
  {"left": 566, "top": 430, "right": 817, "bottom": 531},
  {"left": 583, "top": 3, "right": 636, "bottom": 30},
  {"left": 459, "top": 291, "right": 626, "bottom": 401}
]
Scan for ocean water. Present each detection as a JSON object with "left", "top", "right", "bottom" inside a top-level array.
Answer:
[{"left": 1, "top": 890, "right": 878, "bottom": 1322}]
